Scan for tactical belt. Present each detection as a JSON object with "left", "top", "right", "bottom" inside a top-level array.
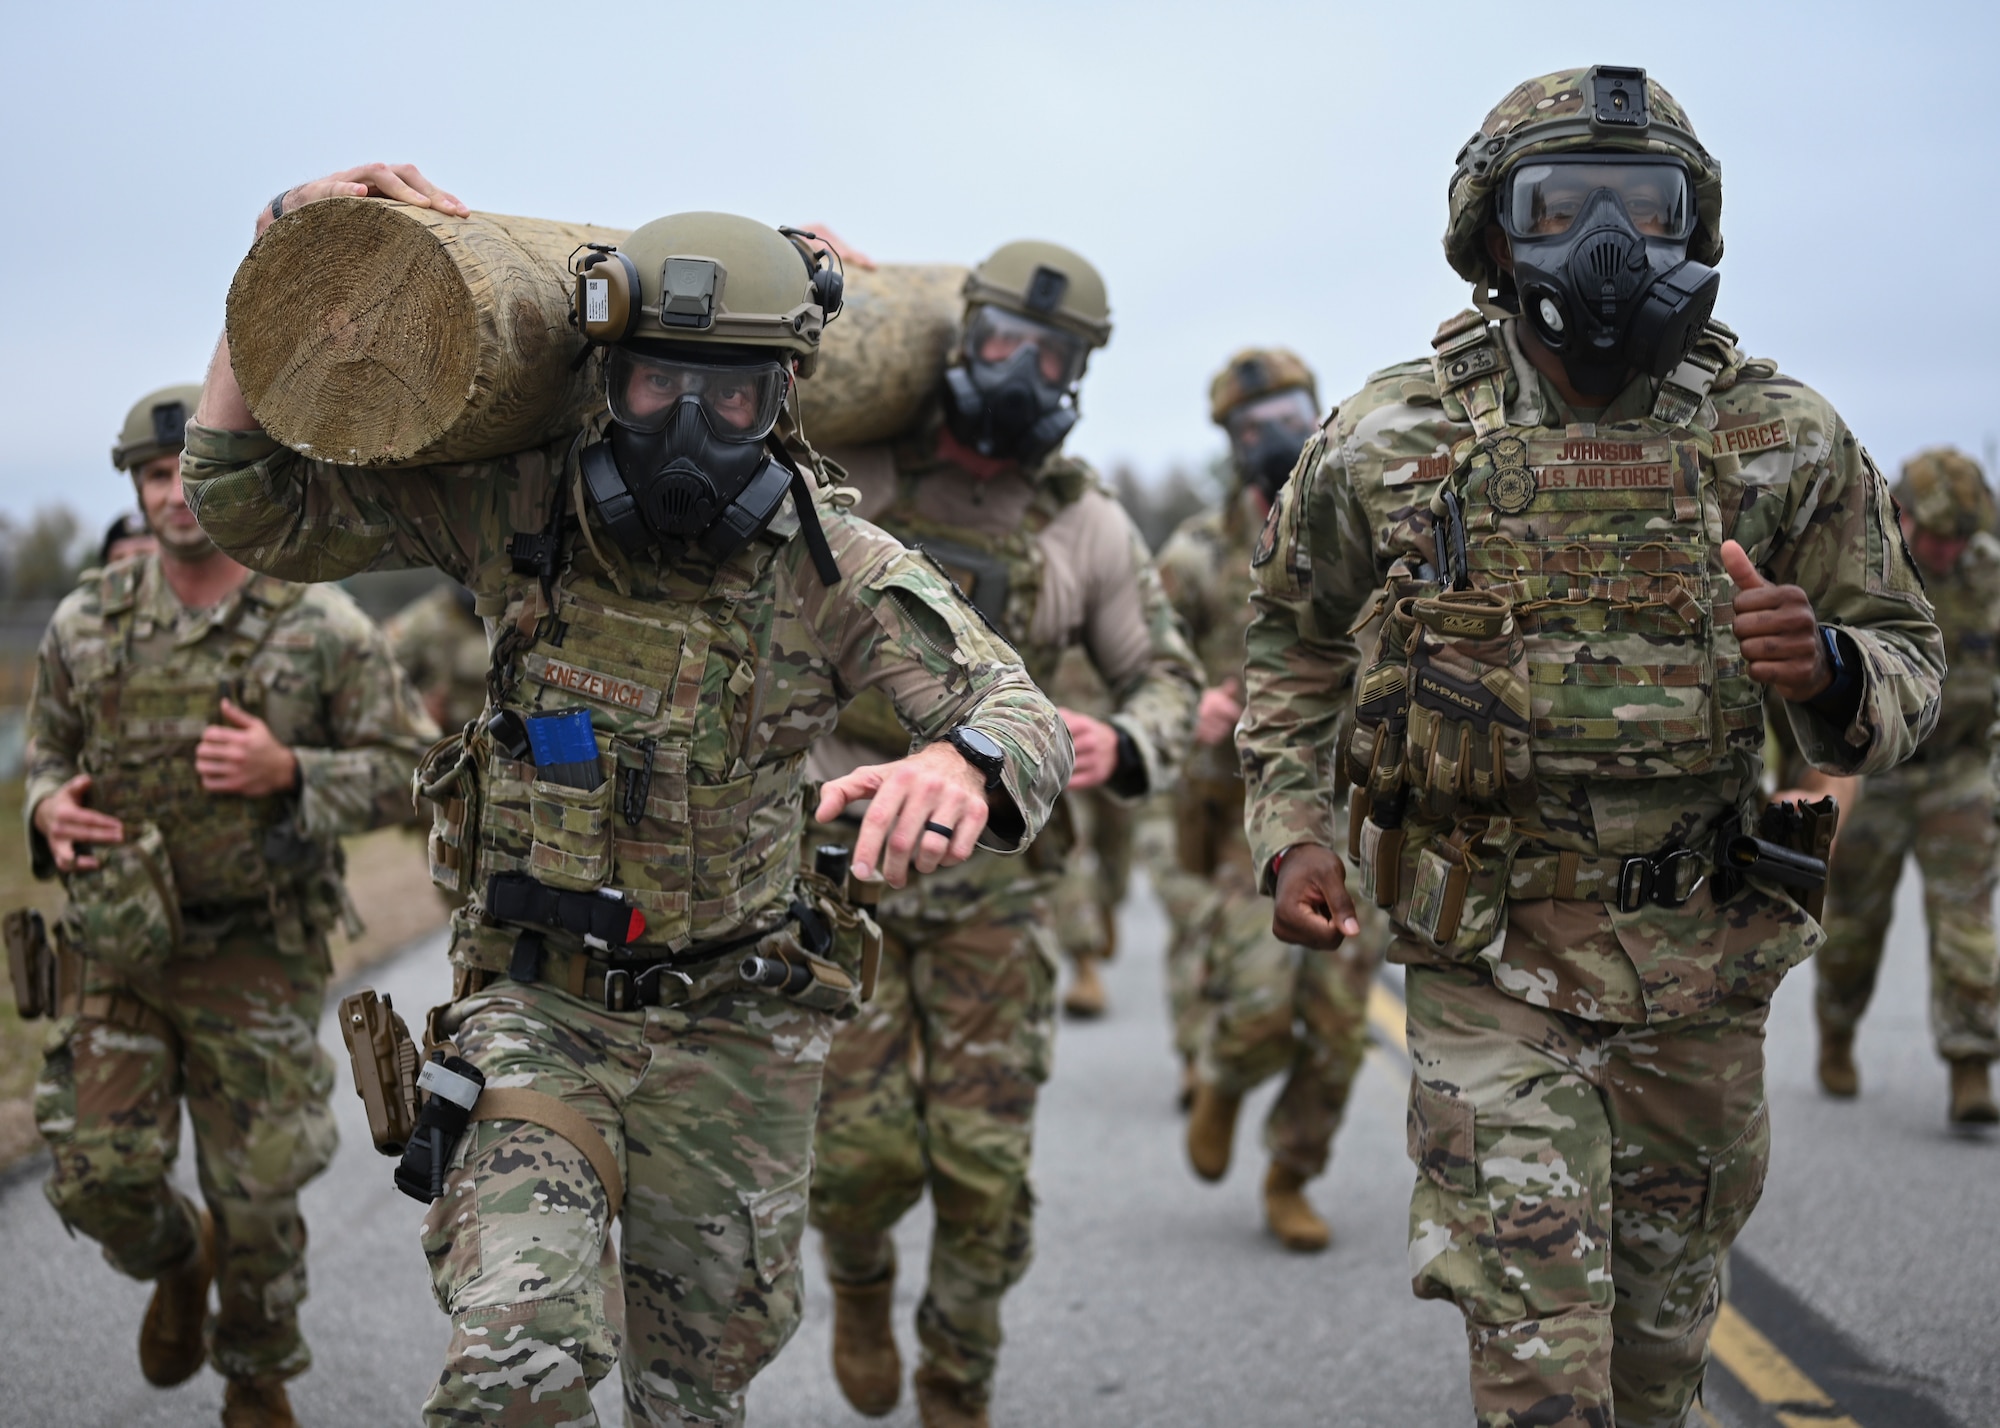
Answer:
[
  {"left": 179, "top": 897, "right": 272, "bottom": 923},
  {"left": 503, "top": 936, "right": 775, "bottom": 1013},
  {"left": 487, "top": 871, "right": 828, "bottom": 1012},
  {"left": 1510, "top": 845, "right": 1707, "bottom": 914},
  {"left": 68, "top": 988, "right": 179, "bottom": 1047}
]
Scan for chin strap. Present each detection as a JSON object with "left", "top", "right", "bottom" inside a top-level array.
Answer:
[
  {"left": 766, "top": 435, "right": 841, "bottom": 586},
  {"left": 790, "top": 468, "right": 843, "bottom": 586}
]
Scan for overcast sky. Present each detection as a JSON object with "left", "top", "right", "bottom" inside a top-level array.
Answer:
[{"left": 3, "top": 0, "right": 1995, "bottom": 541}]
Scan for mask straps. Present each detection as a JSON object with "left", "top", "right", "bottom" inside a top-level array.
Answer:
[{"left": 765, "top": 436, "right": 842, "bottom": 586}]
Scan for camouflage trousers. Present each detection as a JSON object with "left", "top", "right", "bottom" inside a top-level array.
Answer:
[
  {"left": 1049, "top": 788, "right": 1134, "bottom": 964},
  {"left": 420, "top": 974, "right": 832, "bottom": 1427},
  {"left": 34, "top": 931, "right": 338, "bottom": 1381},
  {"left": 1404, "top": 962, "right": 1772, "bottom": 1428},
  {"left": 1154, "top": 861, "right": 1214, "bottom": 1060},
  {"left": 1193, "top": 855, "right": 1375, "bottom": 1176},
  {"left": 1815, "top": 752, "right": 2000, "bottom": 1061},
  {"left": 810, "top": 905, "right": 1057, "bottom": 1403}
]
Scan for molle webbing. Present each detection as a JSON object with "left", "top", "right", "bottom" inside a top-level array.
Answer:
[
  {"left": 84, "top": 571, "right": 310, "bottom": 906},
  {"left": 475, "top": 553, "right": 807, "bottom": 950}
]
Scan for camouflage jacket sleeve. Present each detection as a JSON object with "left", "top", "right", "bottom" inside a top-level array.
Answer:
[
  {"left": 22, "top": 590, "right": 91, "bottom": 877},
  {"left": 798, "top": 501, "right": 1072, "bottom": 851},
  {"left": 1238, "top": 428, "right": 1371, "bottom": 883},
  {"left": 181, "top": 424, "right": 561, "bottom": 582},
  {"left": 381, "top": 596, "right": 444, "bottom": 693},
  {"left": 1750, "top": 389, "right": 1944, "bottom": 775},
  {"left": 1073, "top": 493, "right": 1203, "bottom": 800},
  {"left": 285, "top": 587, "right": 440, "bottom": 839},
  {"left": 1154, "top": 518, "right": 1222, "bottom": 679}
]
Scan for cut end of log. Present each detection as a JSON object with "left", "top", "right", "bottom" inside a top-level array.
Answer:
[{"left": 227, "top": 198, "right": 479, "bottom": 465}]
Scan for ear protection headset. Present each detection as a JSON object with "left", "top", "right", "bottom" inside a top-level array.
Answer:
[
  {"left": 570, "top": 243, "right": 643, "bottom": 344},
  {"left": 778, "top": 227, "right": 846, "bottom": 323}
]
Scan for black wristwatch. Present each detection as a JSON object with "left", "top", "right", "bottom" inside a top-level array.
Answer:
[{"left": 943, "top": 726, "right": 1006, "bottom": 791}]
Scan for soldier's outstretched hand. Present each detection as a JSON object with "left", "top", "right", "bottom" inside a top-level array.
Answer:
[
  {"left": 1723, "top": 540, "right": 1832, "bottom": 703},
  {"left": 818, "top": 742, "right": 991, "bottom": 887},
  {"left": 196, "top": 699, "right": 300, "bottom": 797},
  {"left": 1059, "top": 709, "right": 1120, "bottom": 790},
  {"left": 1271, "top": 842, "right": 1360, "bottom": 950},
  {"left": 256, "top": 163, "right": 468, "bottom": 237},
  {"left": 32, "top": 773, "right": 125, "bottom": 872}
]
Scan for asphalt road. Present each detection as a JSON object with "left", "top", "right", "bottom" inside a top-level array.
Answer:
[{"left": 1, "top": 861, "right": 1993, "bottom": 1427}]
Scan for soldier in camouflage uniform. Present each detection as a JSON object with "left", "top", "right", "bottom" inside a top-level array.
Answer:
[
  {"left": 807, "top": 240, "right": 1201, "bottom": 1426},
  {"left": 1160, "top": 348, "right": 1378, "bottom": 1252},
  {"left": 184, "top": 166, "right": 1070, "bottom": 1428},
  {"left": 1815, "top": 447, "right": 2000, "bottom": 1124},
  {"left": 28, "top": 382, "right": 435, "bottom": 1427},
  {"left": 1044, "top": 647, "right": 1135, "bottom": 1019},
  {"left": 1239, "top": 69, "right": 1944, "bottom": 1427},
  {"left": 383, "top": 580, "right": 490, "bottom": 733}
]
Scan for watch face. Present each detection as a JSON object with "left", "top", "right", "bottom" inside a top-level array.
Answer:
[{"left": 955, "top": 727, "right": 1004, "bottom": 764}]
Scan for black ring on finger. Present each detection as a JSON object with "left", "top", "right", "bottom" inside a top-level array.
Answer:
[{"left": 923, "top": 821, "right": 955, "bottom": 840}]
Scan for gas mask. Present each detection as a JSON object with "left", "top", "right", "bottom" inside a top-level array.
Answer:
[
  {"left": 943, "top": 306, "right": 1088, "bottom": 464},
  {"left": 579, "top": 346, "right": 796, "bottom": 561},
  {"left": 1225, "top": 388, "right": 1319, "bottom": 501},
  {"left": 1500, "top": 154, "right": 1720, "bottom": 398}
]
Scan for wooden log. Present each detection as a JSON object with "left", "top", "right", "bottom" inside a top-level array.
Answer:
[
  {"left": 801, "top": 261, "right": 966, "bottom": 447},
  {"left": 226, "top": 198, "right": 966, "bottom": 467},
  {"left": 227, "top": 200, "right": 622, "bottom": 466}
]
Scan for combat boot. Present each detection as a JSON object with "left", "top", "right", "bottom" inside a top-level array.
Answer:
[
  {"left": 1263, "top": 1163, "right": 1331, "bottom": 1253},
  {"left": 828, "top": 1270, "right": 901, "bottom": 1416},
  {"left": 221, "top": 1376, "right": 297, "bottom": 1428},
  {"left": 1186, "top": 1083, "right": 1240, "bottom": 1181},
  {"left": 913, "top": 1365, "right": 990, "bottom": 1428},
  {"left": 139, "top": 1204, "right": 214, "bottom": 1387},
  {"left": 1063, "top": 954, "right": 1107, "bottom": 1019},
  {"left": 1949, "top": 1057, "right": 1998, "bottom": 1126},
  {"left": 1817, "top": 1023, "right": 1859, "bottom": 1098}
]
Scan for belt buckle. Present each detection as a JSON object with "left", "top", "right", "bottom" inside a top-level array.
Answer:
[
  {"left": 1616, "top": 856, "right": 1654, "bottom": 914},
  {"left": 1653, "top": 848, "right": 1703, "bottom": 908},
  {"left": 609, "top": 962, "right": 694, "bottom": 1012}
]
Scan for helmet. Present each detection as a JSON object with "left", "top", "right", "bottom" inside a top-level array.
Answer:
[
  {"left": 1896, "top": 447, "right": 1995, "bottom": 539},
  {"left": 1208, "top": 348, "right": 1320, "bottom": 500},
  {"left": 961, "top": 240, "right": 1113, "bottom": 349},
  {"left": 1208, "top": 347, "right": 1316, "bottom": 426},
  {"left": 592, "top": 211, "right": 832, "bottom": 374},
  {"left": 573, "top": 213, "right": 842, "bottom": 566},
  {"left": 111, "top": 382, "right": 203, "bottom": 471},
  {"left": 943, "top": 240, "right": 1112, "bottom": 464},
  {"left": 1444, "top": 66, "right": 1723, "bottom": 288}
]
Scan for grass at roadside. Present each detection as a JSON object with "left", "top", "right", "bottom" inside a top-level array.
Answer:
[{"left": 0, "top": 778, "right": 448, "bottom": 1171}]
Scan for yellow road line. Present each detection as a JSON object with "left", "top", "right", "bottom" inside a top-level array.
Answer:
[
  {"left": 1367, "top": 980, "right": 1407, "bottom": 1056},
  {"left": 1710, "top": 1302, "right": 1863, "bottom": 1426},
  {"left": 1370, "top": 978, "right": 1865, "bottom": 1426}
]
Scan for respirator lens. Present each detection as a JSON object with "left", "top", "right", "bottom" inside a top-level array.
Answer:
[
  {"left": 1225, "top": 388, "right": 1318, "bottom": 447},
  {"left": 1503, "top": 156, "right": 1693, "bottom": 241},
  {"left": 963, "top": 306, "right": 1087, "bottom": 387},
  {"left": 607, "top": 349, "right": 789, "bottom": 442}
]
